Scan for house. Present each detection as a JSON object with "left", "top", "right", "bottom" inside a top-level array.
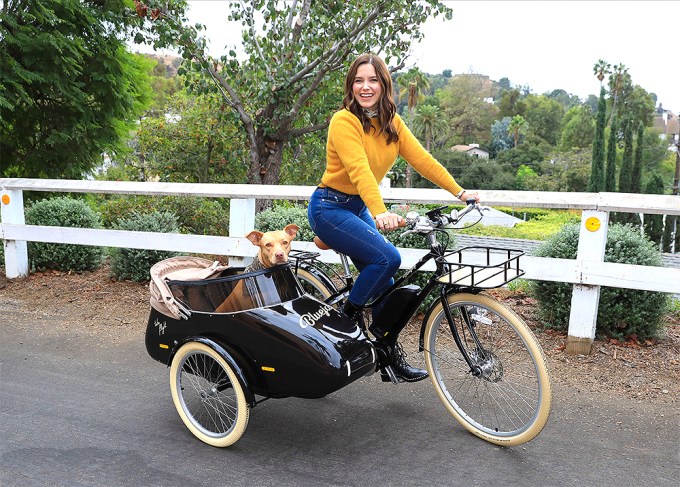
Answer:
[
  {"left": 653, "top": 110, "right": 680, "bottom": 148},
  {"left": 451, "top": 143, "right": 489, "bottom": 159}
]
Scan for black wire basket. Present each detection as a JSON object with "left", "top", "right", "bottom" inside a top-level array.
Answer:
[{"left": 438, "top": 246, "right": 525, "bottom": 289}]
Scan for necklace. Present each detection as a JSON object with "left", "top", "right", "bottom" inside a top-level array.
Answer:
[{"left": 362, "top": 107, "right": 379, "bottom": 119}]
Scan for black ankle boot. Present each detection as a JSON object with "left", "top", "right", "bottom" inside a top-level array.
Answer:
[
  {"left": 381, "top": 342, "right": 428, "bottom": 383},
  {"left": 342, "top": 300, "right": 366, "bottom": 331}
]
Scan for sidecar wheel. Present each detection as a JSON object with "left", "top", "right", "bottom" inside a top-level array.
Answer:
[{"left": 170, "top": 342, "right": 249, "bottom": 447}]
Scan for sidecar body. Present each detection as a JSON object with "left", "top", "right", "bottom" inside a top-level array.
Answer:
[{"left": 145, "top": 257, "right": 376, "bottom": 402}]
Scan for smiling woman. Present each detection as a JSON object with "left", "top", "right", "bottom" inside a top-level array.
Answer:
[{"left": 307, "top": 53, "right": 481, "bottom": 383}]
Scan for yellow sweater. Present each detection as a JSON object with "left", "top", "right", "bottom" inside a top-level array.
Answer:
[{"left": 320, "top": 109, "right": 464, "bottom": 216}]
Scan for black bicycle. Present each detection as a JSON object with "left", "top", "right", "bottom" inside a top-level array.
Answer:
[{"left": 291, "top": 202, "right": 552, "bottom": 446}]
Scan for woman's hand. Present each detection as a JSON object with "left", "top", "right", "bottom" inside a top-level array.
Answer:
[
  {"left": 458, "top": 190, "right": 480, "bottom": 204},
  {"left": 375, "top": 211, "right": 403, "bottom": 231}
]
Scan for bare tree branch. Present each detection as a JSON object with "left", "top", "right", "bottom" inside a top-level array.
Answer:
[
  {"left": 289, "top": 120, "right": 331, "bottom": 139},
  {"left": 290, "top": 0, "right": 311, "bottom": 46},
  {"left": 279, "top": 5, "right": 383, "bottom": 91}
]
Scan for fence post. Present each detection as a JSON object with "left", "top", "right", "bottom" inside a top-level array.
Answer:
[
  {"left": 1, "top": 189, "right": 29, "bottom": 278},
  {"left": 228, "top": 198, "right": 256, "bottom": 267},
  {"left": 566, "top": 209, "right": 609, "bottom": 354}
]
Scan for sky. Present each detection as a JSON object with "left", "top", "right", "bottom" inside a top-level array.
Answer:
[{"left": 142, "top": 1, "right": 679, "bottom": 113}]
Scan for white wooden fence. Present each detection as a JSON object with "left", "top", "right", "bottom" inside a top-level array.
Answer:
[{"left": 2, "top": 178, "right": 679, "bottom": 354}]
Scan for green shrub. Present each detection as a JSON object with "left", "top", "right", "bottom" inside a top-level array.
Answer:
[
  {"left": 25, "top": 197, "right": 104, "bottom": 272},
  {"left": 108, "top": 210, "right": 180, "bottom": 282},
  {"left": 530, "top": 223, "right": 669, "bottom": 339},
  {"left": 255, "top": 204, "right": 314, "bottom": 241},
  {"left": 98, "top": 195, "right": 229, "bottom": 236}
]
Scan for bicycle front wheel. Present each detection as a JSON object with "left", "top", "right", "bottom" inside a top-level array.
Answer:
[{"left": 423, "top": 292, "right": 551, "bottom": 446}]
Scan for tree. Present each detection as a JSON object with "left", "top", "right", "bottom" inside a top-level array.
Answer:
[
  {"left": 618, "top": 118, "right": 634, "bottom": 193},
  {"left": 560, "top": 104, "right": 594, "bottom": 151},
  {"left": 608, "top": 63, "right": 632, "bottom": 122},
  {"left": 497, "top": 88, "right": 524, "bottom": 118},
  {"left": 488, "top": 117, "right": 514, "bottom": 158},
  {"left": 588, "top": 87, "right": 607, "bottom": 192},
  {"left": 522, "top": 94, "right": 564, "bottom": 146},
  {"left": 136, "top": 91, "right": 245, "bottom": 184},
  {"left": 508, "top": 115, "right": 528, "bottom": 148},
  {"left": 523, "top": 149, "right": 592, "bottom": 192},
  {"left": 605, "top": 118, "right": 618, "bottom": 192},
  {"left": 135, "top": 0, "right": 452, "bottom": 201},
  {"left": 438, "top": 73, "right": 498, "bottom": 146},
  {"left": 546, "top": 89, "right": 581, "bottom": 111},
  {"left": 397, "top": 67, "right": 430, "bottom": 186},
  {"left": 631, "top": 121, "right": 644, "bottom": 194},
  {"left": 0, "top": 0, "right": 154, "bottom": 178},
  {"left": 593, "top": 59, "right": 611, "bottom": 84},
  {"left": 643, "top": 174, "right": 664, "bottom": 246},
  {"left": 515, "top": 164, "right": 538, "bottom": 190},
  {"left": 411, "top": 104, "right": 448, "bottom": 152}
]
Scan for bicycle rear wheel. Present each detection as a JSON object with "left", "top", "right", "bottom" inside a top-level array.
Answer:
[
  {"left": 423, "top": 292, "right": 551, "bottom": 446},
  {"left": 295, "top": 265, "right": 337, "bottom": 303}
]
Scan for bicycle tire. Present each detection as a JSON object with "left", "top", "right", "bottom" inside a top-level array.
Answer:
[
  {"left": 423, "top": 292, "right": 551, "bottom": 446},
  {"left": 295, "top": 265, "right": 337, "bottom": 303},
  {"left": 170, "top": 342, "right": 250, "bottom": 447}
]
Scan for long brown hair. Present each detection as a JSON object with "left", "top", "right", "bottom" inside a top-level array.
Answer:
[{"left": 342, "top": 53, "right": 399, "bottom": 144}]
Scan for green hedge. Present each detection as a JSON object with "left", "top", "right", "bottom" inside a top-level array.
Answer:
[
  {"left": 108, "top": 210, "right": 180, "bottom": 282},
  {"left": 530, "top": 223, "right": 669, "bottom": 339},
  {"left": 25, "top": 197, "right": 104, "bottom": 272},
  {"left": 97, "top": 195, "right": 229, "bottom": 236}
]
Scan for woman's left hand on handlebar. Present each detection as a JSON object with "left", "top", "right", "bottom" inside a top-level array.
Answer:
[{"left": 375, "top": 211, "right": 403, "bottom": 231}]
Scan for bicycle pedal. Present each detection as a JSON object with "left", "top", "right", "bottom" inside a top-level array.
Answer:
[{"left": 380, "top": 366, "right": 403, "bottom": 384}]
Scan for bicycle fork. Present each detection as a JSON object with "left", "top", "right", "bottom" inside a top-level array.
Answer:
[{"left": 439, "top": 286, "right": 486, "bottom": 377}]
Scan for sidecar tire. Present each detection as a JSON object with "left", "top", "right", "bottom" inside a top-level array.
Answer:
[{"left": 170, "top": 342, "right": 250, "bottom": 447}]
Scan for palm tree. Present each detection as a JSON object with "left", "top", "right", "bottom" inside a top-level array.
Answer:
[
  {"left": 508, "top": 115, "right": 528, "bottom": 148},
  {"left": 593, "top": 59, "right": 611, "bottom": 84},
  {"left": 411, "top": 104, "right": 448, "bottom": 152},
  {"left": 397, "top": 67, "right": 430, "bottom": 187},
  {"left": 608, "top": 63, "right": 631, "bottom": 122}
]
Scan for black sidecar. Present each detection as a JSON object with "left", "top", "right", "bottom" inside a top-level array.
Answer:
[{"left": 145, "top": 257, "right": 376, "bottom": 447}]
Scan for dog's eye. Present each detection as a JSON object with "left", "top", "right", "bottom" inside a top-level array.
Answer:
[
  {"left": 282, "top": 240, "right": 289, "bottom": 245},
  {"left": 265, "top": 243, "right": 273, "bottom": 247}
]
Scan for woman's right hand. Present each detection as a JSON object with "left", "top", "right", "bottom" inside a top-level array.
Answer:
[{"left": 375, "top": 211, "right": 403, "bottom": 231}]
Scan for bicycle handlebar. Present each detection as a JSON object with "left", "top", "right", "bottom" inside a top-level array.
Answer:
[{"left": 401, "top": 201, "right": 488, "bottom": 235}]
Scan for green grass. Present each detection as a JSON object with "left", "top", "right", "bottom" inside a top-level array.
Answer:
[{"left": 458, "top": 209, "right": 580, "bottom": 240}]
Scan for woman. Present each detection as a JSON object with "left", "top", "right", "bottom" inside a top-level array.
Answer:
[{"left": 308, "top": 53, "right": 479, "bottom": 383}]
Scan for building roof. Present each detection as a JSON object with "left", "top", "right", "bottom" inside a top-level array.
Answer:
[{"left": 451, "top": 144, "right": 488, "bottom": 153}]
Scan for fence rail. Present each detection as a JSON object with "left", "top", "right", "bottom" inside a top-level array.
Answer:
[{"left": 2, "top": 178, "right": 679, "bottom": 354}]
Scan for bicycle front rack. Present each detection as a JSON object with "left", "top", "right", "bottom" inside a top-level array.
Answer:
[{"left": 438, "top": 246, "right": 524, "bottom": 289}]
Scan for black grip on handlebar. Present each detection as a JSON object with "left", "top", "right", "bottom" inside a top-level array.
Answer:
[{"left": 465, "top": 198, "right": 477, "bottom": 205}]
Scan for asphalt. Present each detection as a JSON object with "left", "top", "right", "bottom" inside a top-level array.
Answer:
[{"left": 1, "top": 292, "right": 678, "bottom": 487}]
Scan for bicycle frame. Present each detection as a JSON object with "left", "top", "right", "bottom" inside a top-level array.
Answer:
[{"left": 295, "top": 226, "right": 488, "bottom": 376}]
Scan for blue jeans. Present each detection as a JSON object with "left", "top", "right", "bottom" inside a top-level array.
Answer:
[{"left": 308, "top": 187, "right": 401, "bottom": 307}]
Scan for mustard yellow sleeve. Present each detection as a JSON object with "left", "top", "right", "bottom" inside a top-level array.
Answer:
[
  {"left": 395, "top": 115, "right": 464, "bottom": 197},
  {"left": 326, "top": 111, "right": 388, "bottom": 215}
]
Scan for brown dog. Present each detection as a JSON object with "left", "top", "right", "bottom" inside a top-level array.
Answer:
[
  {"left": 214, "top": 224, "right": 300, "bottom": 313},
  {"left": 244, "top": 224, "right": 300, "bottom": 272}
]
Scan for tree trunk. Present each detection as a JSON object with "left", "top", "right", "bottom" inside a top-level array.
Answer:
[{"left": 248, "top": 135, "right": 284, "bottom": 211}]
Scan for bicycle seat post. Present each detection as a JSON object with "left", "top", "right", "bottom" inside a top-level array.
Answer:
[{"left": 338, "top": 253, "right": 352, "bottom": 280}]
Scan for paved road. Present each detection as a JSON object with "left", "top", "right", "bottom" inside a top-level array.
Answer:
[{"left": 1, "top": 298, "right": 678, "bottom": 487}]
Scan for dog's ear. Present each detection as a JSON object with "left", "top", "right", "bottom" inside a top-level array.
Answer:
[
  {"left": 246, "top": 230, "right": 264, "bottom": 247},
  {"left": 284, "top": 224, "right": 300, "bottom": 239}
]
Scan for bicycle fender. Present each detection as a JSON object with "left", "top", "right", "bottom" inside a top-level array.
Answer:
[{"left": 169, "top": 336, "right": 257, "bottom": 407}]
